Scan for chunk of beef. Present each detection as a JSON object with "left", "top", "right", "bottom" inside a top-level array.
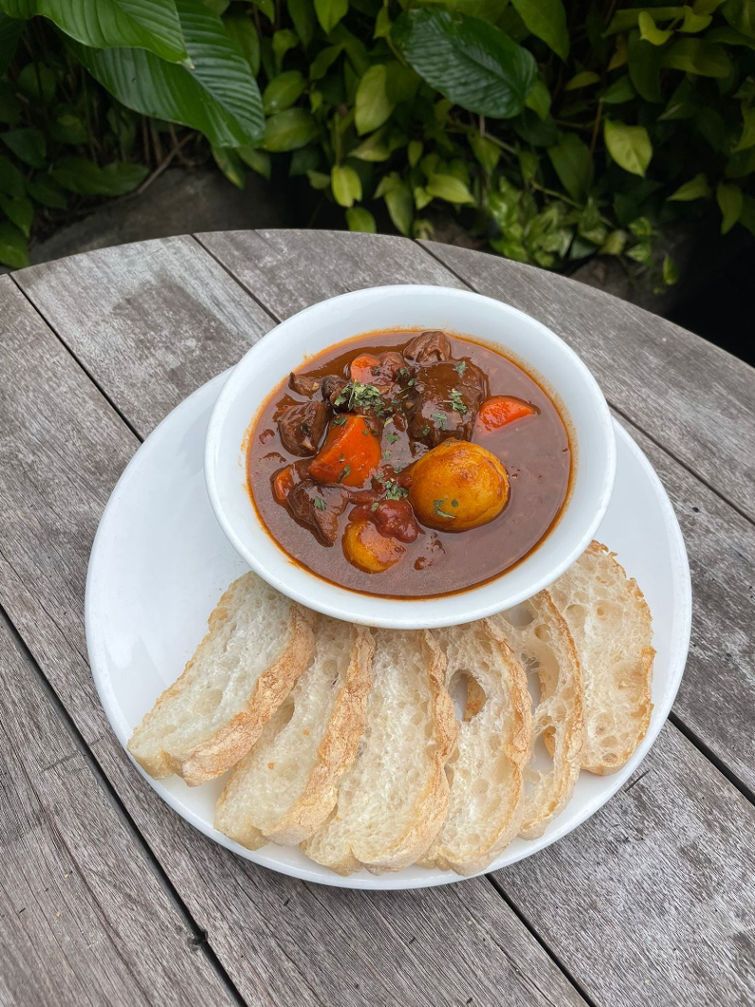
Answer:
[
  {"left": 403, "top": 330, "right": 452, "bottom": 365},
  {"left": 289, "top": 371, "right": 321, "bottom": 396},
  {"left": 407, "top": 359, "right": 488, "bottom": 447},
  {"left": 277, "top": 400, "right": 328, "bottom": 456},
  {"left": 287, "top": 480, "right": 349, "bottom": 546},
  {"left": 321, "top": 374, "right": 348, "bottom": 407}
]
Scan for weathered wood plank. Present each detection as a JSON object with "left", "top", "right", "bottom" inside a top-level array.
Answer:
[
  {"left": 420, "top": 238, "right": 755, "bottom": 523},
  {"left": 196, "top": 229, "right": 753, "bottom": 786},
  {"left": 0, "top": 611, "right": 236, "bottom": 1007},
  {"left": 13, "top": 235, "right": 275, "bottom": 438},
  {"left": 496, "top": 722, "right": 755, "bottom": 1007},
  {"left": 0, "top": 275, "right": 586, "bottom": 1006}
]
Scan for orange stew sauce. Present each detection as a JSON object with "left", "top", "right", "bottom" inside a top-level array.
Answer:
[{"left": 247, "top": 330, "right": 571, "bottom": 598}]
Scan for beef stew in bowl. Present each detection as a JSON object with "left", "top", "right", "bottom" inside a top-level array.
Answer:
[{"left": 248, "top": 329, "right": 571, "bottom": 598}]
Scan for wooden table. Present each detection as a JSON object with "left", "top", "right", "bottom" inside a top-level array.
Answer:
[{"left": 1, "top": 230, "right": 753, "bottom": 1007}]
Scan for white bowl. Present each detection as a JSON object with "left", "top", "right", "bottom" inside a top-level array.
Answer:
[{"left": 205, "top": 285, "right": 615, "bottom": 629}]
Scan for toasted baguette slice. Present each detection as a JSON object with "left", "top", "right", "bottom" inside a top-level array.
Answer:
[
  {"left": 490, "top": 591, "right": 584, "bottom": 839},
  {"left": 214, "top": 618, "right": 373, "bottom": 848},
  {"left": 128, "top": 573, "right": 314, "bottom": 786},
  {"left": 303, "top": 630, "right": 456, "bottom": 874},
  {"left": 549, "top": 541, "right": 655, "bottom": 775},
  {"left": 423, "top": 620, "right": 532, "bottom": 875}
]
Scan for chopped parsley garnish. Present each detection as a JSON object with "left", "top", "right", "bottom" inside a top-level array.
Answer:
[
  {"left": 448, "top": 388, "right": 467, "bottom": 415},
  {"left": 313, "top": 497, "right": 327, "bottom": 511},
  {"left": 338, "top": 464, "right": 352, "bottom": 482},
  {"left": 370, "top": 501, "right": 380, "bottom": 512},
  {"left": 407, "top": 378, "right": 416, "bottom": 387},
  {"left": 386, "top": 430, "right": 399, "bottom": 445},
  {"left": 451, "top": 499, "right": 459, "bottom": 508},
  {"left": 331, "top": 414, "right": 347, "bottom": 426},
  {"left": 398, "top": 366, "right": 409, "bottom": 379},
  {"left": 431, "top": 411, "right": 448, "bottom": 430},
  {"left": 383, "top": 479, "right": 408, "bottom": 501},
  {"left": 420, "top": 424, "right": 431, "bottom": 437},
  {"left": 433, "top": 498, "right": 455, "bottom": 520},
  {"left": 455, "top": 360, "right": 467, "bottom": 376},
  {"left": 334, "top": 381, "right": 386, "bottom": 415}
]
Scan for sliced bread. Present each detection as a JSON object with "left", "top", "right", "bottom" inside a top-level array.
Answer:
[
  {"left": 549, "top": 541, "right": 655, "bottom": 775},
  {"left": 490, "top": 591, "right": 584, "bottom": 839},
  {"left": 303, "top": 629, "right": 457, "bottom": 874},
  {"left": 215, "top": 617, "right": 373, "bottom": 848},
  {"left": 128, "top": 573, "right": 314, "bottom": 786},
  {"left": 423, "top": 619, "right": 532, "bottom": 875}
]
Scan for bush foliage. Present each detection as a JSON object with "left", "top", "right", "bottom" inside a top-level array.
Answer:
[{"left": 0, "top": 0, "right": 753, "bottom": 274}]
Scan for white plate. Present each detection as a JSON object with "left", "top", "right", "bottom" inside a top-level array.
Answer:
[{"left": 86, "top": 371, "right": 691, "bottom": 890}]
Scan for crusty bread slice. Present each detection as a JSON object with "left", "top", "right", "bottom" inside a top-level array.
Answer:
[
  {"left": 490, "top": 592, "right": 584, "bottom": 839},
  {"left": 549, "top": 541, "right": 655, "bottom": 775},
  {"left": 128, "top": 573, "right": 314, "bottom": 786},
  {"left": 423, "top": 619, "right": 532, "bottom": 875},
  {"left": 214, "top": 617, "right": 373, "bottom": 849},
  {"left": 303, "top": 630, "right": 457, "bottom": 874}
]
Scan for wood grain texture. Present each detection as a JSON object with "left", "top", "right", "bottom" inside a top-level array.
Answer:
[
  {"left": 0, "top": 611, "right": 235, "bottom": 1007},
  {"left": 0, "top": 274, "right": 585, "bottom": 1007},
  {"left": 420, "top": 238, "right": 755, "bottom": 523},
  {"left": 196, "top": 229, "right": 753, "bottom": 783},
  {"left": 14, "top": 235, "right": 275, "bottom": 438},
  {"left": 497, "top": 722, "right": 755, "bottom": 1007}
]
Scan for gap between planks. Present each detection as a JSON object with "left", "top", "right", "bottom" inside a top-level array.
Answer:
[{"left": 0, "top": 601, "right": 247, "bottom": 1007}]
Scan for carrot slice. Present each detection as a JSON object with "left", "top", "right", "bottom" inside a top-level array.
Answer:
[
  {"left": 350, "top": 353, "right": 382, "bottom": 384},
  {"left": 477, "top": 395, "right": 538, "bottom": 432},
  {"left": 309, "top": 414, "right": 381, "bottom": 486}
]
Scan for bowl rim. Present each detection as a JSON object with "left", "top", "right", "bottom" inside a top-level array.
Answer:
[{"left": 205, "top": 284, "right": 617, "bottom": 628}]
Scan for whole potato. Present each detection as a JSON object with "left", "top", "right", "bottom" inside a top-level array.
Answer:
[
  {"left": 343, "top": 518, "right": 406, "bottom": 573},
  {"left": 408, "top": 440, "right": 509, "bottom": 532}
]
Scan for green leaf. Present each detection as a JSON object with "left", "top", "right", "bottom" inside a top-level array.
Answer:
[
  {"left": 0, "top": 154, "right": 25, "bottom": 195},
  {"left": 51, "top": 157, "right": 148, "bottom": 195},
  {"left": 211, "top": 145, "right": 245, "bottom": 187},
  {"left": 426, "top": 173, "right": 474, "bottom": 203},
  {"left": 407, "top": 139, "right": 422, "bottom": 167},
  {"left": 600, "top": 229, "right": 627, "bottom": 255},
  {"left": 509, "top": 0, "right": 568, "bottom": 59},
  {"left": 725, "top": 145, "right": 755, "bottom": 177},
  {"left": 602, "top": 75, "right": 635, "bottom": 104},
  {"left": 250, "top": 0, "right": 274, "bottom": 21},
  {"left": 307, "top": 169, "right": 330, "bottom": 189},
  {"left": 547, "top": 133, "right": 592, "bottom": 202},
  {"left": 27, "top": 174, "right": 67, "bottom": 207},
  {"left": 668, "top": 172, "right": 711, "bottom": 200},
  {"left": 681, "top": 6, "right": 712, "bottom": 31},
  {"left": 0, "top": 0, "right": 187, "bottom": 63},
  {"left": 564, "top": 70, "right": 600, "bottom": 90},
  {"left": 733, "top": 106, "right": 755, "bottom": 151},
  {"left": 350, "top": 127, "right": 391, "bottom": 161},
  {"left": 604, "top": 119, "right": 652, "bottom": 176},
  {"left": 314, "top": 0, "right": 347, "bottom": 34},
  {"left": 384, "top": 179, "right": 412, "bottom": 235},
  {"left": 237, "top": 144, "right": 270, "bottom": 179},
  {"left": 0, "top": 219, "right": 27, "bottom": 268},
  {"left": 310, "top": 43, "right": 342, "bottom": 79},
  {"left": 662, "top": 254, "right": 679, "bottom": 285},
  {"left": 393, "top": 9, "right": 536, "bottom": 119},
  {"left": 75, "top": 0, "right": 264, "bottom": 148},
  {"left": 716, "top": 181, "right": 742, "bottom": 232},
  {"left": 49, "top": 111, "right": 88, "bottom": 145},
  {"left": 263, "top": 70, "right": 306, "bottom": 113},
  {"left": 628, "top": 36, "right": 663, "bottom": 102},
  {"left": 469, "top": 132, "right": 500, "bottom": 173},
  {"left": 224, "top": 13, "right": 260, "bottom": 75},
  {"left": 345, "top": 206, "right": 376, "bottom": 232},
  {"left": 273, "top": 28, "right": 298, "bottom": 69},
  {"left": 263, "top": 108, "right": 318, "bottom": 151},
  {"left": 525, "top": 78, "right": 551, "bottom": 119},
  {"left": 16, "top": 62, "right": 56, "bottom": 103},
  {"left": 0, "top": 192, "right": 32, "bottom": 234},
  {"left": 0, "top": 13, "right": 22, "bottom": 74},
  {"left": 331, "top": 163, "right": 361, "bottom": 206},
  {"left": 638, "top": 10, "right": 673, "bottom": 44},
  {"left": 722, "top": 0, "right": 755, "bottom": 37},
  {"left": 288, "top": 0, "right": 314, "bottom": 47},
  {"left": 662, "top": 38, "right": 732, "bottom": 76},
  {"left": 0, "top": 82, "right": 21, "bottom": 124},
  {"left": 1, "top": 127, "right": 46, "bottom": 168},
  {"left": 355, "top": 64, "right": 394, "bottom": 135},
  {"left": 740, "top": 195, "right": 755, "bottom": 237},
  {"left": 374, "top": 6, "right": 390, "bottom": 39},
  {"left": 606, "top": 6, "right": 685, "bottom": 34}
]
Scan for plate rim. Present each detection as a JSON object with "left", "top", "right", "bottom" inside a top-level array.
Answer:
[{"left": 85, "top": 371, "right": 692, "bottom": 890}]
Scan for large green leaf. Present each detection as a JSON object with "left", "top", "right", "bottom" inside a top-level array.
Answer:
[
  {"left": 393, "top": 9, "right": 536, "bottom": 119},
  {"left": 547, "top": 133, "right": 592, "bottom": 202},
  {"left": 0, "top": 13, "right": 22, "bottom": 73},
  {"left": 1, "top": 126, "right": 46, "bottom": 167},
  {"left": 262, "top": 108, "right": 318, "bottom": 150},
  {"left": 51, "top": 157, "right": 148, "bottom": 195},
  {"left": 510, "top": 0, "right": 568, "bottom": 59},
  {"left": 75, "top": 0, "right": 264, "bottom": 148},
  {"left": 716, "top": 181, "right": 742, "bottom": 233},
  {"left": 0, "top": 0, "right": 186, "bottom": 63},
  {"left": 0, "top": 219, "right": 28, "bottom": 268},
  {"left": 355, "top": 64, "right": 394, "bottom": 135},
  {"left": 314, "top": 0, "right": 347, "bottom": 34},
  {"left": 662, "top": 38, "right": 733, "bottom": 77},
  {"left": 604, "top": 119, "right": 652, "bottom": 176}
]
